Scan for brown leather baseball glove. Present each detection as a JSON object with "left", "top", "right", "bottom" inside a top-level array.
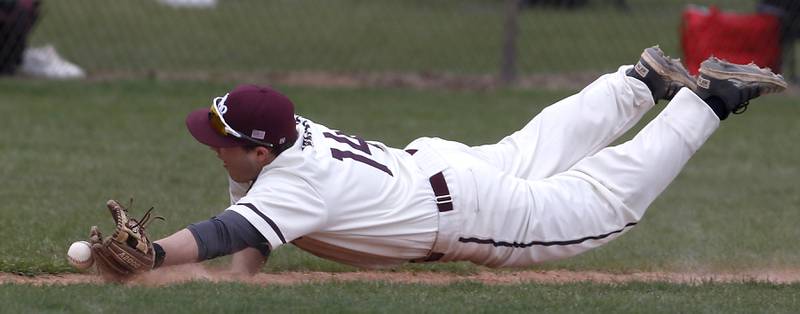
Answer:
[{"left": 88, "top": 199, "right": 163, "bottom": 282}]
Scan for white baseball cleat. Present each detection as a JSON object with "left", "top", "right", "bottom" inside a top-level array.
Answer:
[
  {"left": 156, "top": 0, "right": 217, "bottom": 8},
  {"left": 19, "top": 44, "right": 85, "bottom": 80}
]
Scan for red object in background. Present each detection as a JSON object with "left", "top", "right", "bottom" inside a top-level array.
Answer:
[{"left": 681, "top": 6, "right": 781, "bottom": 75}]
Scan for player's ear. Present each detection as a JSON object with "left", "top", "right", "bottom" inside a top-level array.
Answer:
[{"left": 254, "top": 146, "right": 274, "bottom": 163}]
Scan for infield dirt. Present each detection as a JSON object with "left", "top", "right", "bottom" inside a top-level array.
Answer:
[{"left": 5, "top": 264, "right": 800, "bottom": 286}]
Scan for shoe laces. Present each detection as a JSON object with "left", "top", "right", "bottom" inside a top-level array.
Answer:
[
  {"left": 733, "top": 86, "right": 761, "bottom": 115},
  {"left": 733, "top": 101, "right": 748, "bottom": 114}
]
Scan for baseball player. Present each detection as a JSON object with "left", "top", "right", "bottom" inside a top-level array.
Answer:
[{"left": 88, "top": 46, "right": 787, "bottom": 279}]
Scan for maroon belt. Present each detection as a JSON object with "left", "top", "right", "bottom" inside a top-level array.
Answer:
[
  {"left": 406, "top": 149, "right": 453, "bottom": 212},
  {"left": 406, "top": 149, "right": 450, "bottom": 263}
]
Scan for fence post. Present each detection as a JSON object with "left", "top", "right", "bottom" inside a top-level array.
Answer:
[{"left": 500, "top": 0, "right": 521, "bottom": 85}]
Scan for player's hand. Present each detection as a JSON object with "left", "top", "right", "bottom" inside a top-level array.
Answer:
[{"left": 88, "top": 199, "right": 163, "bottom": 282}]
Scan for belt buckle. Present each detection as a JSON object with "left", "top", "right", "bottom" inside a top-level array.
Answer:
[{"left": 435, "top": 194, "right": 452, "bottom": 204}]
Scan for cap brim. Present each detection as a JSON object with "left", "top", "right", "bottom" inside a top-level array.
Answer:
[{"left": 186, "top": 108, "right": 244, "bottom": 148}]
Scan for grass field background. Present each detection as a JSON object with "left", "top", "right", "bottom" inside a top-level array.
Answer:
[
  {"left": 3, "top": 0, "right": 800, "bottom": 312},
  {"left": 3, "top": 281, "right": 800, "bottom": 313},
  {"left": 2, "top": 78, "right": 799, "bottom": 312},
  {"left": 33, "top": 0, "right": 760, "bottom": 75},
  {"left": 1, "top": 79, "right": 799, "bottom": 277}
]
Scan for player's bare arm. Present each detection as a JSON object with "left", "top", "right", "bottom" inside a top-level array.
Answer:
[
  {"left": 153, "top": 229, "right": 198, "bottom": 267},
  {"left": 230, "top": 247, "right": 268, "bottom": 275}
]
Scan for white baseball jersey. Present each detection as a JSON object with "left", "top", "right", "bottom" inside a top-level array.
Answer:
[
  {"left": 226, "top": 116, "right": 439, "bottom": 268},
  {"left": 225, "top": 66, "right": 720, "bottom": 269}
]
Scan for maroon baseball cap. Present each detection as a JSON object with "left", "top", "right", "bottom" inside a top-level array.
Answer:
[{"left": 186, "top": 84, "right": 298, "bottom": 150}]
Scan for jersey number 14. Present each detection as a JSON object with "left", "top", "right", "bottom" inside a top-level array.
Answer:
[{"left": 323, "top": 131, "right": 393, "bottom": 176}]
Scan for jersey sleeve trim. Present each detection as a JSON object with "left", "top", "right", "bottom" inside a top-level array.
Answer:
[{"left": 237, "top": 202, "right": 287, "bottom": 244}]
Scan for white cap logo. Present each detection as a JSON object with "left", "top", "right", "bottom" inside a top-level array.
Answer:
[{"left": 215, "top": 93, "right": 230, "bottom": 114}]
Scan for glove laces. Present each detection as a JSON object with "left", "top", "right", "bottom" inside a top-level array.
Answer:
[
  {"left": 126, "top": 198, "right": 164, "bottom": 232},
  {"left": 131, "top": 206, "right": 164, "bottom": 232}
]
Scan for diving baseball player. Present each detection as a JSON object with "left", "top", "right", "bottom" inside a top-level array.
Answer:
[{"left": 87, "top": 46, "right": 787, "bottom": 279}]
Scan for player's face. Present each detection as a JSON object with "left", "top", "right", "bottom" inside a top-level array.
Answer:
[{"left": 212, "top": 146, "right": 271, "bottom": 183}]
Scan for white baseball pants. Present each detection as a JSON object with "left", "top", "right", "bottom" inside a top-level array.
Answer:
[{"left": 406, "top": 66, "right": 721, "bottom": 267}]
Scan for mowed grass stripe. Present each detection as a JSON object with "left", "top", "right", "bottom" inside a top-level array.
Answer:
[
  {"left": 1, "top": 80, "right": 798, "bottom": 275},
  {"left": 3, "top": 281, "right": 800, "bottom": 313}
]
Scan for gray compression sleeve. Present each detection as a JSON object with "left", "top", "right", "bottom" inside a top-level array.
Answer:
[{"left": 187, "top": 210, "right": 271, "bottom": 261}]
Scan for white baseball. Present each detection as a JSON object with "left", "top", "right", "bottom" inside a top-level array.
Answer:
[{"left": 67, "top": 241, "right": 94, "bottom": 270}]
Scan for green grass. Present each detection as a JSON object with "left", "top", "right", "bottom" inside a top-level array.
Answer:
[
  {"left": 0, "top": 79, "right": 568, "bottom": 274},
  {"left": 3, "top": 281, "right": 800, "bottom": 313},
  {"left": 31, "top": 0, "right": 759, "bottom": 75},
  {"left": 1, "top": 77, "right": 799, "bottom": 313},
  {"left": 6, "top": 0, "right": 798, "bottom": 310},
  {"left": 1, "top": 79, "right": 799, "bottom": 276}
]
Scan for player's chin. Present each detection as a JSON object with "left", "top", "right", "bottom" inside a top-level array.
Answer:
[
  {"left": 225, "top": 163, "right": 260, "bottom": 183},
  {"left": 228, "top": 171, "right": 254, "bottom": 183}
]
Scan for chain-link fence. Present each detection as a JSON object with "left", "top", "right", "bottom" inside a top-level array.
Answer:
[{"left": 2, "top": 0, "right": 792, "bottom": 84}]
